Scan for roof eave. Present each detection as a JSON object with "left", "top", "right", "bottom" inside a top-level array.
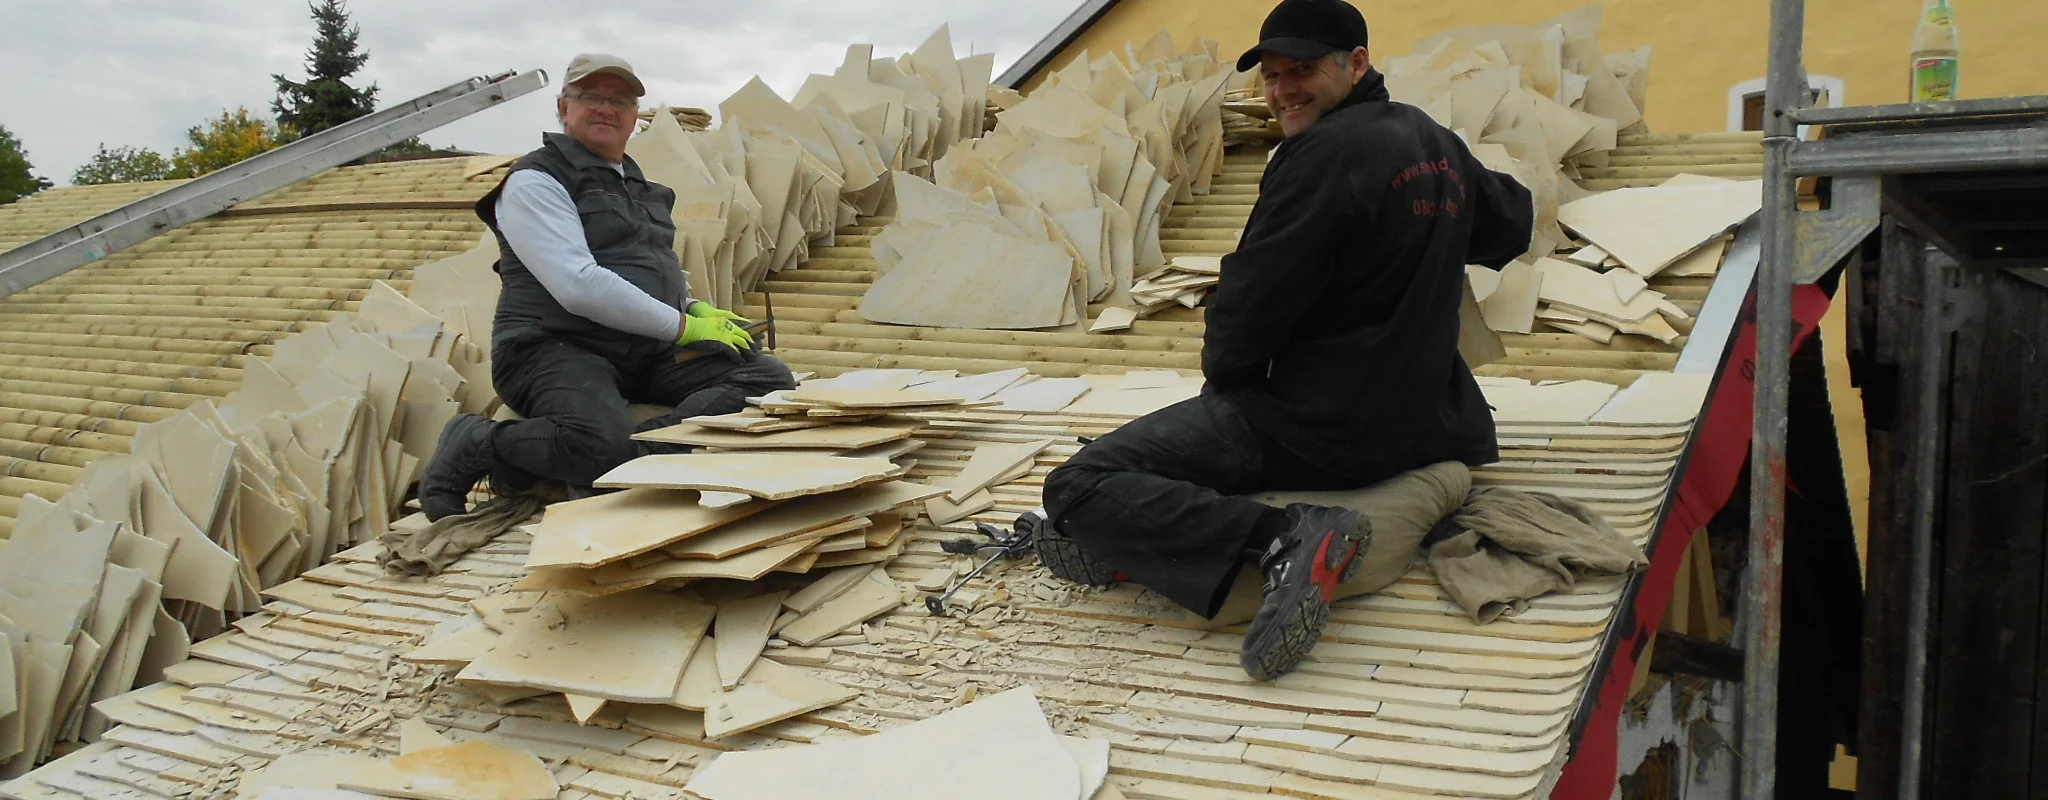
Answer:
[{"left": 995, "top": 0, "right": 1126, "bottom": 89}]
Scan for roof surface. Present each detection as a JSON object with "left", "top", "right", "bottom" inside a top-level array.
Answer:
[
  {"left": 0, "top": 159, "right": 502, "bottom": 539},
  {"left": 0, "top": 132, "right": 1759, "bottom": 799}
]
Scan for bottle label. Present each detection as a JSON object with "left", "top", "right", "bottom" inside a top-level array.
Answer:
[
  {"left": 1923, "top": 6, "right": 1954, "bottom": 26},
  {"left": 1913, "top": 57, "right": 1959, "bottom": 101}
]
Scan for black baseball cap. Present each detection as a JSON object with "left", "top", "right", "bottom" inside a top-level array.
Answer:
[{"left": 1234, "top": 0, "right": 1370, "bottom": 72}]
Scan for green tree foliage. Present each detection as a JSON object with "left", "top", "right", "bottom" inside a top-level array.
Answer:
[
  {"left": 0, "top": 125, "right": 53, "bottom": 204},
  {"left": 167, "top": 108, "right": 286, "bottom": 179},
  {"left": 72, "top": 144, "right": 174, "bottom": 185},
  {"left": 271, "top": 0, "right": 378, "bottom": 139},
  {"left": 383, "top": 137, "right": 434, "bottom": 155}
]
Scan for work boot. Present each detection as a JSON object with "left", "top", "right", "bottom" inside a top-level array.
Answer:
[
  {"left": 1027, "top": 508, "right": 1120, "bottom": 588},
  {"left": 1239, "top": 504, "right": 1372, "bottom": 681},
  {"left": 419, "top": 414, "right": 499, "bottom": 522}
]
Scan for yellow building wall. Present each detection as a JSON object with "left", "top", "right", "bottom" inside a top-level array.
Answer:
[{"left": 1033, "top": 0, "right": 2046, "bottom": 133}]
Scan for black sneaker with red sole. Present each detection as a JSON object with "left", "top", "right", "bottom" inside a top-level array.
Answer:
[{"left": 1239, "top": 504, "right": 1372, "bottom": 681}]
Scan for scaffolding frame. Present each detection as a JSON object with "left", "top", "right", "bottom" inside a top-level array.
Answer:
[{"left": 1748, "top": 1, "right": 2048, "bottom": 796}]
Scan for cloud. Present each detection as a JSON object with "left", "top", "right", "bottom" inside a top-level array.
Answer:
[{"left": 0, "top": 0, "right": 1077, "bottom": 184}]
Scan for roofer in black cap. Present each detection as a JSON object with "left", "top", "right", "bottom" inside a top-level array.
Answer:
[{"left": 1029, "top": 0, "right": 1535, "bottom": 680}]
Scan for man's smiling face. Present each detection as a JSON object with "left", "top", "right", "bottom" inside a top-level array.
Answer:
[
  {"left": 1261, "top": 48, "right": 1368, "bottom": 137},
  {"left": 557, "top": 72, "right": 638, "bottom": 162}
]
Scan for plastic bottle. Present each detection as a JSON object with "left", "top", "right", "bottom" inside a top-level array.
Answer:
[{"left": 1911, "top": 0, "right": 1960, "bottom": 102}]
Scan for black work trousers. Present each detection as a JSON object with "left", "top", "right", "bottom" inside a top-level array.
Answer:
[
  {"left": 487, "top": 336, "right": 796, "bottom": 490},
  {"left": 1042, "top": 394, "right": 1385, "bottom": 617}
]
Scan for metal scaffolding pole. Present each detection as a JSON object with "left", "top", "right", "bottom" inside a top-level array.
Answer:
[
  {"left": 1747, "top": 0, "right": 2047, "bottom": 791},
  {"left": 1744, "top": 0, "right": 1805, "bottom": 794},
  {"left": 1897, "top": 245, "right": 1951, "bottom": 800}
]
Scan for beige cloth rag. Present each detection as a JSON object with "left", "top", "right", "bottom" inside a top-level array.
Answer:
[
  {"left": 1427, "top": 487, "right": 1649, "bottom": 623},
  {"left": 379, "top": 495, "right": 543, "bottom": 577}
]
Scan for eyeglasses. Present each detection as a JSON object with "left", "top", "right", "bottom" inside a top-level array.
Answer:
[{"left": 569, "top": 92, "right": 638, "bottom": 112}]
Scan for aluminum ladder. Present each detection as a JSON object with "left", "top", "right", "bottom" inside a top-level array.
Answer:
[{"left": 0, "top": 68, "right": 549, "bottom": 299}]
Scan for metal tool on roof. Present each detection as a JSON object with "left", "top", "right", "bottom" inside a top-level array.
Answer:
[
  {"left": 758, "top": 286, "right": 779, "bottom": 350},
  {"left": 924, "top": 519, "right": 1038, "bottom": 616},
  {"left": 744, "top": 316, "right": 774, "bottom": 350}
]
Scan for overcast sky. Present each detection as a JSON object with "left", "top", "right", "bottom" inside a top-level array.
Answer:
[{"left": 1, "top": 0, "right": 1078, "bottom": 184}]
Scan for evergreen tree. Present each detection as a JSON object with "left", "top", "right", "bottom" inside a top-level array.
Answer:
[
  {"left": 0, "top": 125, "right": 52, "bottom": 204},
  {"left": 271, "top": 0, "right": 379, "bottom": 139},
  {"left": 167, "top": 108, "right": 286, "bottom": 179},
  {"left": 73, "top": 144, "right": 174, "bottom": 185}
]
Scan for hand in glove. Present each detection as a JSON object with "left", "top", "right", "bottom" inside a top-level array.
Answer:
[
  {"left": 676, "top": 313, "right": 754, "bottom": 353},
  {"left": 686, "top": 300, "right": 751, "bottom": 326}
]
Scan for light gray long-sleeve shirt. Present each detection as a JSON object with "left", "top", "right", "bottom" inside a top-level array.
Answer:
[{"left": 494, "top": 168, "right": 684, "bottom": 342}]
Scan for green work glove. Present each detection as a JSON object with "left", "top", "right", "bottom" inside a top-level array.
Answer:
[
  {"left": 686, "top": 300, "right": 751, "bottom": 326},
  {"left": 676, "top": 314, "right": 754, "bottom": 352}
]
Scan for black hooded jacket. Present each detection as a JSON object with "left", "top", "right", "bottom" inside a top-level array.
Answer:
[{"left": 1203, "top": 68, "right": 1534, "bottom": 478}]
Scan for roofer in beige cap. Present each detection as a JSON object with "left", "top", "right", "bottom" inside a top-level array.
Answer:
[{"left": 417, "top": 53, "right": 797, "bottom": 521}]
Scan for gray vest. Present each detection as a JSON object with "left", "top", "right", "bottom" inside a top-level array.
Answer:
[{"left": 477, "top": 132, "right": 688, "bottom": 362}]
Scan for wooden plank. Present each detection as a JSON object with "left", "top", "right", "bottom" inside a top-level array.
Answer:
[
  {"left": 703, "top": 658, "right": 858, "bottom": 740},
  {"left": 662, "top": 481, "right": 943, "bottom": 560},
  {"left": 566, "top": 693, "right": 609, "bottom": 725},
  {"left": 1610, "top": 269, "right": 1649, "bottom": 304},
  {"left": 1241, "top": 744, "right": 1380, "bottom": 784},
  {"left": 1306, "top": 713, "right": 1558, "bottom": 753},
  {"left": 714, "top": 593, "right": 787, "bottom": 689},
  {"left": 1479, "top": 260, "right": 1542, "bottom": 334},
  {"left": 1091, "top": 307, "right": 1139, "bottom": 333},
  {"left": 940, "top": 438, "right": 1055, "bottom": 502},
  {"left": 1534, "top": 258, "right": 1662, "bottom": 322},
  {"left": 1109, "top": 749, "right": 1282, "bottom": 794},
  {"left": 402, "top": 622, "right": 499, "bottom": 667},
  {"left": 1931, "top": 276, "right": 2046, "bottom": 795},
  {"left": 1662, "top": 235, "right": 1730, "bottom": 278},
  {"left": 781, "top": 388, "right": 965, "bottom": 408},
  {"left": 339, "top": 739, "right": 560, "bottom": 800},
  {"left": 594, "top": 535, "right": 820, "bottom": 584},
  {"left": 1128, "top": 692, "right": 1310, "bottom": 729},
  {"left": 1372, "top": 762, "right": 1544, "bottom": 799},
  {"left": 990, "top": 377, "right": 1092, "bottom": 412},
  {"left": 925, "top": 489, "right": 995, "bottom": 526},
  {"left": 910, "top": 369, "right": 1029, "bottom": 403},
  {"left": 857, "top": 222, "right": 1077, "bottom": 330},
  {"left": 1854, "top": 227, "right": 1921, "bottom": 796},
  {"left": 593, "top": 454, "right": 903, "bottom": 500},
  {"left": 684, "top": 686, "right": 1077, "bottom": 799},
  {"left": 1477, "top": 379, "right": 1619, "bottom": 425},
  {"left": 777, "top": 572, "right": 904, "bottom": 647},
  {"left": 524, "top": 489, "right": 781, "bottom": 569},
  {"left": 1589, "top": 372, "right": 1712, "bottom": 426},
  {"left": 684, "top": 412, "right": 835, "bottom": 433},
  {"left": 784, "top": 565, "right": 879, "bottom": 615},
  {"left": 1557, "top": 180, "right": 1761, "bottom": 276},
  {"left": 633, "top": 420, "right": 922, "bottom": 451},
  {"left": 458, "top": 590, "right": 714, "bottom": 703}
]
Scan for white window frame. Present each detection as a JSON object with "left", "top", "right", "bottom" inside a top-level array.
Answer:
[{"left": 1728, "top": 75, "right": 1846, "bottom": 131}]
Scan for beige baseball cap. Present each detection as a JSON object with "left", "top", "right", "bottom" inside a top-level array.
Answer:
[{"left": 563, "top": 52, "right": 646, "bottom": 97}]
